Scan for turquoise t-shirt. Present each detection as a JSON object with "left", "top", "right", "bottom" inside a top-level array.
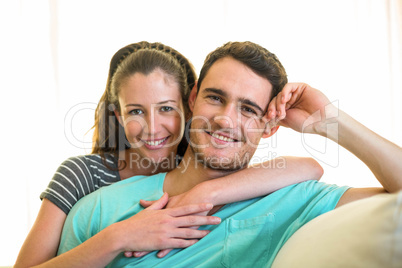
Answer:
[{"left": 58, "top": 173, "right": 349, "bottom": 267}]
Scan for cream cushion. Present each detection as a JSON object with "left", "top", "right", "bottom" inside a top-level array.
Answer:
[{"left": 272, "top": 191, "right": 402, "bottom": 268}]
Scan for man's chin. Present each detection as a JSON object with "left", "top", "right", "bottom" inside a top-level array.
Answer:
[
  {"left": 189, "top": 143, "right": 252, "bottom": 170},
  {"left": 203, "top": 162, "right": 244, "bottom": 172},
  {"left": 194, "top": 154, "right": 247, "bottom": 171}
]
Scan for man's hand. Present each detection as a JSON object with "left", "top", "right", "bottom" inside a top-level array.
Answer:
[
  {"left": 267, "top": 82, "right": 402, "bottom": 199},
  {"left": 266, "top": 83, "right": 337, "bottom": 135}
]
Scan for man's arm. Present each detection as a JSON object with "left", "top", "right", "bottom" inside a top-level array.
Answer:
[{"left": 267, "top": 83, "right": 402, "bottom": 206}]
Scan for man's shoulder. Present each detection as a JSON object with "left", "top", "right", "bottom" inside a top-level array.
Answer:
[
  {"left": 88, "top": 172, "right": 167, "bottom": 206},
  {"left": 277, "top": 180, "right": 349, "bottom": 195},
  {"left": 260, "top": 180, "right": 345, "bottom": 198},
  {"left": 269, "top": 180, "right": 350, "bottom": 205},
  {"left": 227, "top": 181, "right": 349, "bottom": 216}
]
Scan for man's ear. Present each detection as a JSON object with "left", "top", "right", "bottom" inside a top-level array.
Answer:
[
  {"left": 188, "top": 81, "right": 198, "bottom": 112},
  {"left": 262, "top": 125, "right": 279, "bottom": 138}
]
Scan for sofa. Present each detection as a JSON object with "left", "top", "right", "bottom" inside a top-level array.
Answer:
[{"left": 272, "top": 191, "right": 402, "bottom": 267}]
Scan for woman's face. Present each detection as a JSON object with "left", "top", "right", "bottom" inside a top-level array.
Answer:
[{"left": 116, "top": 68, "right": 185, "bottom": 163}]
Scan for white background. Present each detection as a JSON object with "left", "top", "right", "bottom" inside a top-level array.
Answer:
[{"left": 1, "top": 0, "right": 401, "bottom": 266}]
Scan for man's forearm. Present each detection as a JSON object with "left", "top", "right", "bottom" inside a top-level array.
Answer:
[{"left": 321, "top": 109, "right": 402, "bottom": 192}]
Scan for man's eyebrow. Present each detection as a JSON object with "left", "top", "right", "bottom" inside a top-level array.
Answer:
[
  {"left": 202, "top": 88, "right": 228, "bottom": 98},
  {"left": 238, "top": 98, "right": 264, "bottom": 114},
  {"left": 203, "top": 87, "right": 264, "bottom": 114},
  {"left": 125, "top": 100, "right": 177, "bottom": 107}
]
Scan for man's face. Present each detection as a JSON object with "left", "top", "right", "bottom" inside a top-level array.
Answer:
[{"left": 189, "top": 57, "right": 273, "bottom": 171}]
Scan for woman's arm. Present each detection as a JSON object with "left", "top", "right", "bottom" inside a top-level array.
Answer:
[
  {"left": 14, "top": 199, "right": 67, "bottom": 268},
  {"left": 14, "top": 198, "right": 120, "bottom": 268},
  {"left": 199, "top": 156, "right": 323, "bottom": 205},
  {"left": 18, "top": 156, "right": 320, "bottom": 266},
  {"left": 164, "top": 156, "right": 323, "bottom": 208},
  {"left": 15, "top": 194, "right": 219, "bottom": 268},
  {"left": 134, "top": 156, "right": 322, "bottom": 258}
]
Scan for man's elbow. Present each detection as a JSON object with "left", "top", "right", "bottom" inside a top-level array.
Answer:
[{"left": 311, "top": 158, "right": 324, "bottom": 181}]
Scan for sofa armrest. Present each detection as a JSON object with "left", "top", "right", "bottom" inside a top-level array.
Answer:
[{"left": 272, "top": 191, "right": 402, "bottom": 268}]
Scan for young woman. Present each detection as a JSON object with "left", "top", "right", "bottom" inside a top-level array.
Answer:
[{"left": 14, "top": 42, "right": 323, "bottom": 267}]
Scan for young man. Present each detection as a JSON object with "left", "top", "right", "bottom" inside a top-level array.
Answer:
[{"left": 57, "top": 42, "right": 402, "bottom": 267}]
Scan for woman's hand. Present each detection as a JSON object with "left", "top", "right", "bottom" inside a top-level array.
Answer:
[{"left": 122, "top": 192, "right": 219, "bottom": 258}]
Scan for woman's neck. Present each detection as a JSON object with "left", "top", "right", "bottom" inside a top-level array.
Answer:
[{"left": 118, "top": 149, "right": 177, "bottom": 180}]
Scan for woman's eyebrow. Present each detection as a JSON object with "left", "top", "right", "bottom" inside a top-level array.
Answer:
[
  {"left": 125, "top": 103, "right": 143, "bottom": 107},
  {"left": 125, "top": 100, "right": 177, "bottom": 107},
  {"left": 157, "top": 100, "right": 177, "bottom": 104}
]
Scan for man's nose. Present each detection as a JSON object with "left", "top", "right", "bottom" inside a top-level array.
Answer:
[{"left": 214, "top": 103, "right": 239, "bottom": 129}]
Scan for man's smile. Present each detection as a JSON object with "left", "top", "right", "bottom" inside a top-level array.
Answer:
[{"left": 205, "top": 130, "right": 240, "bottom": 143}]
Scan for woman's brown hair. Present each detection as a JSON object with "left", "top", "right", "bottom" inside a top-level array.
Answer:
[{"left": 91, "top": 42, "right": 196, "bottom": 169}]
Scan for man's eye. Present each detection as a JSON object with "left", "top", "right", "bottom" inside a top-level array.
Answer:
[
  {"left": 129, "top": 109, "right": 143, "bottom": 115},
  {"left": 207, "top": 95, "right": 222, "bottom": 102},
  {"left": 160, "top": 106, "right": 173, "bottom": 112},
  {"left": 241, "top": 106, "right": 257, "bottom": 115}
]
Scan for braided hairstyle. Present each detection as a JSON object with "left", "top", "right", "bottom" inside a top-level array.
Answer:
[{"left": 91, "top": 41, "right": 196, "bottom": 169}]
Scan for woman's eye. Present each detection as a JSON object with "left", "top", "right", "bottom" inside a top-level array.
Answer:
[
  {"left": 129, "top": 109, "right": 143, "bottom": 115},
  {"left": 160, "top": 106, "right": 173, "bottom": 112}
]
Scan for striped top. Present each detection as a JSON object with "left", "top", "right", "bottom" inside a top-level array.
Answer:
[{"left": 40, "top": 154, "right": 120, "bottom": 214}]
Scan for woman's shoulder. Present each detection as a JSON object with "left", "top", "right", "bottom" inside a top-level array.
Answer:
[
  {"left": 58, "top": 154, "right": 120, "bottom": 181},
  {"left": 61, "top": 154, "right": 118, "bottom": 168}
]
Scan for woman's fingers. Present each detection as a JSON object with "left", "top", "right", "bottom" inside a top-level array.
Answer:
[
  {"left": 168, "top": 202, "right": 213, "bottom": 217},
  {"left": 139, "top": 199, "right": 156, "bottom": 208},
  {"left": 130, "top": 228, "right": 209, "bottom": 258},
  {"left": 156, "top": 249, "right": 172, "bottom": 258},
  {"left": 124, "top": 251, "right": 151, "bottom": 258},
  {"left": 131, "top": 231, "right": 208, "bottom": 258},
  {"left": 121, "top": 198, "right": 220, "bottom": 259},
  {"left": 134, "top": 251, "right": 150, "bottom": 258},
  {"left": 169, "top": 227, "right": 211, "bottom": 239},
  {"left": 172, "top": 214, "right": 221, "bottom": 228},
  {"left": 124, "top": 251, "right": 134, "bottom": 257},
  {"left": 146, "top": 192, "right": 169, "bottom": 210}
]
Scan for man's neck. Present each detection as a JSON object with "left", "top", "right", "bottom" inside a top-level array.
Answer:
[{"left": 163, "top": 148, "right": 234, "bottom": 196}]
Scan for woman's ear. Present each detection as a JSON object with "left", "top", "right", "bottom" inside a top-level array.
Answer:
[
  {"left": 188, "top": 81, "right": 198, "bottom": 112},
  {"left": 262, "top": 125, "right": 279, "bottom": 138},
  {"left": 114, "top": 108, "right": 123, "bottom": 126}
]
